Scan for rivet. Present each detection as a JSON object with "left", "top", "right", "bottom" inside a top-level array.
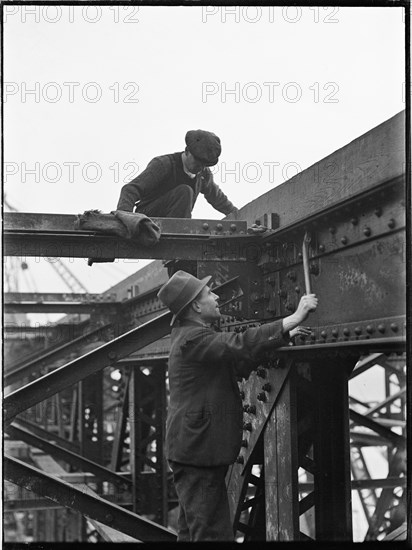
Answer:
[
  {"left": 363, "top": 227, "right": 371, "bottom": 237},
  {"left": 387, "top": 218, "right": 396, "bottom": 229},
  {"left": 241, "top": 439, "right": 248, "bottom": 448},
  {"left": 243, "top": 422, "right": 252, "bottom": 431},
  {"left": 341, "top": 236, "right": 348, "bottom": 245},
  {"left": 355, "top": 327, "right": 362, "bottom": 335},
  {"left": 202, "top": 222, "right": 209, "bottom": 230},
  {"left": 343, "top": 328, "right": 350, "bottom": 336},
  {"left": 248, "top": 405, "right": 256, "bottom": 415},
  {"left": 295, "top": 286, "right": 300, "bottom": 293},
  {"left": 378, "top": 324, "right": 386, "bottom": 333},
  {"left": 236, "top": 455, "right": 245, "bottom": 464},
  {"left": 216, "top": 223, "right": 223, "bottom": 231},
  {"left": 374, "top": 207, "right": 382, "bottom": 217},
  {"left": 390, "top": 323, "right": 398, "bottom": 332},
  {"left": 256, "top": 367, "right": 266, "bottom": 378},
  {"left": 329, "top": 226, "right": 336, "bottom": 234},
  {"left": 321, "top": 330, "right": 327, "bottom": 339},
  {"left": 332, "top": 328, "right": 339, "bottom": 337},
  {"left": 262, "top": 383, "right": 272, "bottom": 392},
  {"left": 257, "top": 392, "right": 267, "bottom": 402},
  {"left": 351, "top": 217, "right": 358, "bottom": 226},
  {"left": 319, "top": 244, "right": 325, "bottom": 252},
  {"left": 366, "top": 325, "right": 374, "bottom": 334},
  {"left": 310, "top": 332, "right": 316, "bottom": 340},
  {"left": 230, "top": 223, "right": 237, "bottom": 232}
]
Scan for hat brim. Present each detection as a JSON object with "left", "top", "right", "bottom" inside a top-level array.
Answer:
[{"left": 170, "top": 275, "right": 212, "bottom": 326}]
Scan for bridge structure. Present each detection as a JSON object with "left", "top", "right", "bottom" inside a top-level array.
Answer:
[{"left": 3, "top": 111, "right": 408, "bottom": 543}]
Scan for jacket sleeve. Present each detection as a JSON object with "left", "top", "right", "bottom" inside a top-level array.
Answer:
[
  {"left": 200, "top": 169, "right": 237, "bottom": 216},
  {"left": 182, "top": 321, "right": 290, "bottom": 368},
  {"left": 116, "top": 156, "right": 171, "bottom": 211}
]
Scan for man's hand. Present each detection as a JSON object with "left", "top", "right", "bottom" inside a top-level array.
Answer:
[
  {"left": 282, "top": 293, "right": 318, "bottom": 334},
  {"left": 294, "top": 294, "right": 318, "bottom": 323},
  {"left": 290, "top": 325, "right": 312, "bottom": 338}
]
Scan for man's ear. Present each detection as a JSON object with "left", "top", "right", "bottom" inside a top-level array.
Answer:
[{"left": 191, "top": 299, "right": 201, "bottom": 314}]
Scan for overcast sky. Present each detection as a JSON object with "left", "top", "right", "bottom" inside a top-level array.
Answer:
[{"left": 3, "top": 5, "right": 406, "bottom": 302}]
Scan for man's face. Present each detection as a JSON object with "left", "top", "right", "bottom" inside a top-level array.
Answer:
[
  {"left": 193, "top": 286, "right": 221, "bottom": 323},
  {"left": 184, "top": 151, "right": 206, "bottom": 174}
]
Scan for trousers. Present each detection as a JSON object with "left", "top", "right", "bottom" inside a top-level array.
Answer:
[
  {"left": 135, "top": 184, "right": 194, "bottom": 218},
  {"left": 168, "top": 460, "right": 234, "bottom": 542}
]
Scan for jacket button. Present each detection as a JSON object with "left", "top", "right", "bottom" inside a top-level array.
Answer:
[{"left": 236, "top": 456, "right": 244, "bottom": 464}]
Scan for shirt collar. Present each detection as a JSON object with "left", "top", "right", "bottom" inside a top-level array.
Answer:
[{"left": 181, "top": 152, "right": 198, "bottom": 179}]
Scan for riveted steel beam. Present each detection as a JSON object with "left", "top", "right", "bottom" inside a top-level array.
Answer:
[
  {"left": 4, "top": 322, "right": 114, "bottom": 387},
  {"left": 4, "top": 213, "right": 258, "bottom": 261},
  {"left": 4, "top": 455, "right": 176, "bottom": 541},
  {"left": 4, "top": 312, "right": 172, "bottom": 423},
  {"left": 5, "top": 302, "right": 120, "bottom": 314},
  {"left": 6, "top": 423, "right": 132, "bottom": 490}
]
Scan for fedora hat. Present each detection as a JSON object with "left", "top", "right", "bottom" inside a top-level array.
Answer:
[{"left": 157, "top": 270, "right": 212, "bottom": 326}]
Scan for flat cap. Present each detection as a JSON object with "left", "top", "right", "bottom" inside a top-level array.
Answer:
[{"left": 185, "top": 129, "right": 221, "bottom": 166}]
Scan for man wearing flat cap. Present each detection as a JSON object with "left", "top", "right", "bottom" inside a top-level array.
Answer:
[
  {"left": 116, "top": 129, "right": 238, "bottom": 217},
  {"left": 157, "top": 270, "right": 318, "bottom": 541}
]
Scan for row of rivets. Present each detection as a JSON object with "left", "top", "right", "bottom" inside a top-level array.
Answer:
[
  {"left": 201, "top": 222, "right": 238, "bottom": 232},
  {"left": 313, "top": 323, "right": 399, "bottom": 339}
]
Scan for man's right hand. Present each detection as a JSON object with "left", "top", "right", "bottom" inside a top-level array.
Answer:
[{"left": 294, "top": 294, "right": 318, "bottom": 323}]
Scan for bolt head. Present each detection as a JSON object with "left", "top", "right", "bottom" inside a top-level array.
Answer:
[
  {"left": 341, "top": 236, "right": 348, "bottom": 245},
  {"left": 390, "top": 323, "right": 398, "bottom": 332},
  {"left": 351, "top": 217, "right": 358, "bottom": 226},
  {"left": 202, "top": 222, "right": 209, "bottom": 230},
  {"left": 343, "top": 328, "right": 350, "bottom": 336},
  {"left": 387, "top": 218, "right": 396, "bottom": 229},
  {"left": 319, "top": 244, "right": 325, "bottom": 252},
  {"left": 355, "top": 327, "right": 362, "bottom": 335},
  {"left": 378, "top": 324, "right": 385, "bottom": 333},
  {"left": 216, "top": 223, "right": 223, "bottom": 231},
  {"left": 363, "top": 227, "right": 371, "bottom": 237},
  {"left": 321, "top": 330, "right": 327, "bottom": 339},
  {"left": 230, "top": 223, "right": 237, "bottom": 232},
  {"left": 366, "top": 325, "right": 374, "bottom": 334}
]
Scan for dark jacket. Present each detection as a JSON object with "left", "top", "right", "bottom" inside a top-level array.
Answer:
[
  {"left": 116, "top": 152, "right": 235, "bottom": 215},
  {"left": 165, "top": 319, "right": 289, "bottom": 467}
]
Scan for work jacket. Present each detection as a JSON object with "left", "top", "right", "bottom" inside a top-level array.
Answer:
[
  {"left": 116, "top": 152, "right": 235, "bottom": 215},
  {"left": 165, "top": 319, "right": 289, "bottom": 467}
]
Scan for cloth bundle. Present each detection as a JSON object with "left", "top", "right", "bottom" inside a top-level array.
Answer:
[{"left": 75, "top": 209, "right": 161, "bottom": 266}]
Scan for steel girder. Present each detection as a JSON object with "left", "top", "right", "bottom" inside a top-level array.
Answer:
[{"left": 4, "top": 456, "right": 176, "bottom": 541}]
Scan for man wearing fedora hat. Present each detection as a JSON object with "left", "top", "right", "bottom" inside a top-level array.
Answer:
[
  {"left": 116, "top": 129, "right": 238, "bottom": 218},
  {"left": 157, "top": 270, "right": 318, "bottom": 541}
]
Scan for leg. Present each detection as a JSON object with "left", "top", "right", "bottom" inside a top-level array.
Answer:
[
  {"left": 176, "top": 502, "right": 190, "bottom": 542},
  {"left": 136, "top": 185, "right": 194, "bottom": 218},
  {"left": 169, "top": 461, "right": 234, "bottom": 541}
]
